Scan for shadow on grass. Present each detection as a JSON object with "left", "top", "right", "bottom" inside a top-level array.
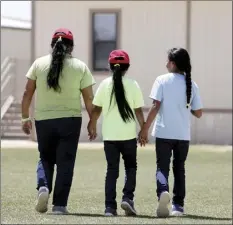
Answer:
[
  {"left": 47, "top": 212, "right": 232, "bottom": 221},
  {"left": 47, "top": 212, "right": 156, "bottom": 219},
  {"left": 184, "top": 214, "right": 232, "bottom": 221}
]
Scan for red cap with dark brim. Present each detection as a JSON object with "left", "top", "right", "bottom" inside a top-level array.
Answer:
[
  {"left": 52, "top": 28, "right": 73, "bottom": 40},
  {"left": 108, "top": 50, "right": 130, "bottom": 64}
]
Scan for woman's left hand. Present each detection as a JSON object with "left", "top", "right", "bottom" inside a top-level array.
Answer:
[{"left": 87, "top": 120, "right": 97, "bottom": 141}]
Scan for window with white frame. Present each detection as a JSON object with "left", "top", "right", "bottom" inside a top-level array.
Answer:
[{"left": 92, "top": 12, "right": 119, "bottom": 71}]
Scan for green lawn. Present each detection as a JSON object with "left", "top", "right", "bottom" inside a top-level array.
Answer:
[{"left": 1, "top": 146, "right": 232, "bottom": 224}]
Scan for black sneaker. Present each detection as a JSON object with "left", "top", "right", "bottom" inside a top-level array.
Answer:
[
  {"left": 121, "top": 199, "right": 137, "bottom": 216},
  {"left": 52, "top": 206, "right": 69, "bottom": 215},
  {"left": 104, "top": 207, "right": 118, "bottom": 216}
]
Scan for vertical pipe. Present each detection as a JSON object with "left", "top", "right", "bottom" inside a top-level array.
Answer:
[
  {"left": 30, "top": 0, "right": 36, "bottom": 141},
  {"left": 186, "top": 0, "right": 197, "bottom": 143},
  {"left": 186, "top": 0, "right": 191, "bottom": 52}
]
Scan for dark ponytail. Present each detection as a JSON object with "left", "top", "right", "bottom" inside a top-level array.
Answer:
[
  {"left": 109, "top": 64, "right": 135, "bottom": 123},
  {"left": 185, "top": 64, "right": 192, "bottom": 108},
  {"left": 167, "top": 48, "right": 192, "bottom": 108},
  {"left": 47, "top": 37, "right": 73, "bottom": 92}
]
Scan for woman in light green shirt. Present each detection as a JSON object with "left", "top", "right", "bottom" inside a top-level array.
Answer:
[{"left": 21, "top": 28, "right": 95, "bottom": 215}]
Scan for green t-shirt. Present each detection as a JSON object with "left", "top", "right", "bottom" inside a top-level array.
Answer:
[
  {"left": 26, "top": 54, "right": 95, "bottom": 120},
  {"left": 93, "top": 76, "right": 144, "bottom": 141}
]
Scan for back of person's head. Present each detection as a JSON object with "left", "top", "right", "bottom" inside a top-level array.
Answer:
[
  {"left": 108, "top": 50, "right": 135, "bottom": 123},
  {"left": 167, "top": 48, "right": 192, "bottom": 108},
  {"left": 47, "top": 28, "right": 74, "bottom": 92}
]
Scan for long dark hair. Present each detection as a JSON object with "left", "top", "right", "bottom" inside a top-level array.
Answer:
[
  {"left": 168, "top": 48, "right": 192, "bottom": 108},
  {"left": 47, "top": 37, "right": 74, "bottom": 92},
  {"left": 109, "top": 63, "right": 135, "bottom": 123}
]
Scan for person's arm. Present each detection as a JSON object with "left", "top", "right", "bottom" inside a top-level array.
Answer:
[
  {"left": 143, "top": 78, "right": 163, "bottom": 130},
  {"left": 134, "top": 108, "right": 145, "bottom": 129},
  {"left": 21, "top": 61, "right": 37, "bottom": 134},
  {"left": 87, "top": 105, "right": 102, "bottom": 141},
  {"left": 191, "top": 109, "right": 202, "bottom": 118},
  {"left": 138, "top": 78, "right": 163, "bottom": 145},
  {"left": 87, "top": 81, "right": 104, "bottom": 140},
  {"left": 190, "top": 82, "right": 203, "bottom": 119},
  {"left": 22, "top": 79, "right": 36, "bottom": 118},
  {"left": 143, "top": 100, "right": 161, "bottom": 130},
  {"left": 81, "top": 86, "right": 94, "bottom": 119},
  {"left": 22, "top": 61, "right": 37, "bottom": 119},
  {"left": 133, "top": 81, "right": 145, "bottom": 129},
  {"left": 90, "top": 82, "right": 104, "bottom": 122},
  {"left": 80, "top": 64, "right": 96, "bottom": 119},
  {"left": 90, "top": 105, "right": 102, "bottom": 122}
]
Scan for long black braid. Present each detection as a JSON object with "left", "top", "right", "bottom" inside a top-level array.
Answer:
[
  {"left": 185, "top": 63, "right": 192, "bottom": 108},
  {"left": 168, "top": 48, "right": 192, "bottom": 108},
  {"left": 109, "top": 63, "right": 135, "bottom": 123},
  {"left": 47, "top": 36, "right": 73, "bottom": 92}
]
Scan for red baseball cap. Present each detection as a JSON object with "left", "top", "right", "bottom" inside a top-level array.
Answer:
[
  {"left": 108, "top": 50, "right": 130, "bottom": 64},
  {"left": 52, "top": 28, "right": 73, "bottom": 40}
]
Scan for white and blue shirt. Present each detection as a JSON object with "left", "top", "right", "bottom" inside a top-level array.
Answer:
[{"left": 150, "top": 73, "right": 203, "bottom": 141}]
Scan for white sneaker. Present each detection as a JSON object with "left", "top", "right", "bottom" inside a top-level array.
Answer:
[
  {"left": 156, "top": 191, "right": 171, "bottom": 218},
  {"left": 35, "top": 187, "right": 49, "bottom": 213}
]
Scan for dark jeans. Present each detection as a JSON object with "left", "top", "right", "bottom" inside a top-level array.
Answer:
[
  {"left": 104, "top": 138, "right": 137, "bottom": 209},
  {"left": 35, "top": 117, "right": 82, "bottom": 207},
  {"left": 156, "top": 137, "right": 189, "bottom": 207}
]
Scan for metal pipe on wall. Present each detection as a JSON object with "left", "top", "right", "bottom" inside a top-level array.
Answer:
[
  {"left": 186, "top": 0, "right": 191, "bottom": 52},
  {"left": 30, "top": 0, "right": 36, "bottom": 141}
]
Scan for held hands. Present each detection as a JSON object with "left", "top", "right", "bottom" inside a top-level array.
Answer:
[
  {"left": 22, "top": 118, "right": 32, "bottom": 135},
  {"left": 87, "top": 120, "right": 97, "bottom": 141},
  {"left": 87, "top": 119, "right": 149, "bottom": 144},
  {"left": 138, "top": 125, "right": 149, "bottom": 147}
]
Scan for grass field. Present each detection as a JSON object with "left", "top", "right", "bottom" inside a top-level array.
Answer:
[{"left": 1, "top": 145, "right": 232, "bottom": 224}]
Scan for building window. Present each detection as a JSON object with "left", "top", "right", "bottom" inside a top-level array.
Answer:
[{"left": 92, "top": 12, "right": 118, "bottom": 71}]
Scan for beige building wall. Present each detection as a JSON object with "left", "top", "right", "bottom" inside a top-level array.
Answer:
[
  {"left": 190, "top": 1, "right": 232, "bottom": 144},
  {"left": 1, "top": 27, "right": 31, "bottom": 60},
  {"left": 191, "top": 1, "right": 232, "bottom": 109},
  {"left": 33, "top": 1, "right": 232, "bottom": 144}
]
